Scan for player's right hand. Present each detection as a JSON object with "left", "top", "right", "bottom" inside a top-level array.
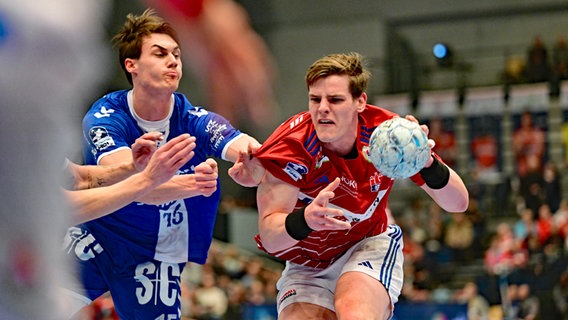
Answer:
[
  {"left": 142, "top": 133, "right": 196, "bottom": 185},
  {"left": 193, "top": 158, "right": 219, "bottom": 197},
  {"left": 304, "top": 178, "right": 352, "bottom": 231}
]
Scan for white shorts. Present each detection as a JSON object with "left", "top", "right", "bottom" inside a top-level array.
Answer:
[{"left": 275, "top": 224, "right": 404, "bottom": 314}]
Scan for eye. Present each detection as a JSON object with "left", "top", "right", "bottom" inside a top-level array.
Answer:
[{"left": 309, "top": 96, "right": 321, "bottom": 103}]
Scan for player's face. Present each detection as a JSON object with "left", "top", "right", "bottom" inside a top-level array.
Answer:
[
  {"left": 128, "top": 33, "right": 182, "bottom": 93},
  {"left": 308, "top": 74, "right": 366, "bottom": 156}
]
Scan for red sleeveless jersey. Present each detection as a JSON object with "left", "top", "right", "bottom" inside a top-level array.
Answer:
[{"left": 254, "top": 104, "right": 426, "bottom": 268}]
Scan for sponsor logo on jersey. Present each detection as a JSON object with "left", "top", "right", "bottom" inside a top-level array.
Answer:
[
  {"left": 89, "top": 126, "right": 115, "bottom": 151},
  {"left": 283, "top": 162, "right": 308, "bottom": 181},
  {"left": 341, "top": 176, "right": 357, "bottom": 189},
  {"left": 94, "top": 106, "right": 115, "bottom": 118},
  {"left": 278, "top": 289, "right": 297, "bottom": 305},
  {"left": 205, "top": 120, "right": 227, "bottom": 150}
]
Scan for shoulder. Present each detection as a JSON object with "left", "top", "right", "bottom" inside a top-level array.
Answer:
[
  {"left": 262, "top": 111, "right": 314, "bottom": 151},
  {"left": 85, "top": 90, "right": 129, "bottom": 118},
  {"left": 360, "top": 104, "right": 399, "bottom": 128}
]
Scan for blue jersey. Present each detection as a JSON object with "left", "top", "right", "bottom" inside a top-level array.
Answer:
[{"left": 81, "top": 89, "right": 243, "bottom": 264}]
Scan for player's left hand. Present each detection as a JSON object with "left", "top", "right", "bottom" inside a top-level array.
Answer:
[
  {"left": 228, "top": 143, "right": 265, "bottom": 187},
  {"left": 404, "top": 114, "right": 436, "bottom": 168},
  {"left": 304, "top": 178, "right": 352, "bottom": 231}
]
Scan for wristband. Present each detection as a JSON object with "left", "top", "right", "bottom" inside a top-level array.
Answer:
[
  {"left": 419, "top": 156, "right": 450, "bottom": 189},
  {"left": 285, "top": 207, "right": 313, "bottom": 241}
]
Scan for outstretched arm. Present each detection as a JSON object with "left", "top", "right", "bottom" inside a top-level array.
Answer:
[
  {"left": 64, "top": 133, "right": 195, "bottom": 224},
  {"left": 69, "top": 132, "right": 167, "bottom": 190},
  {"left": 403, "top": 114, "right": 469, "bottom": 213},
  {"left": 420, "top": 158, "right": 469, "bottom": 213}
]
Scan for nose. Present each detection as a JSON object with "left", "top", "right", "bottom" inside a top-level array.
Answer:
[
  {"left": 318, "top": 98, "right": 330, "bottom": 113},
  {"left": 166, "top": 53, "right": 178, "bottom": 67}
]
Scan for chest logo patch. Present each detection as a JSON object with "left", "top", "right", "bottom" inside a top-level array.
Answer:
[{"left": 283, "top": 162, "right": 308, "bottom": 181}]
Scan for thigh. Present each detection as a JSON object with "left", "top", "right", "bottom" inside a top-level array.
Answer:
[
  {"left": 275, "top": 262, "right": 338, "bottom": 315},
  {"left": 335, "top": 272, "right": 391, "bottom": 320},
  {"left": 335, "top": 224, "right": 404, "bottom": 319},
  {"left": 280, "top": 302, "right": 337, "bottom": 320}
]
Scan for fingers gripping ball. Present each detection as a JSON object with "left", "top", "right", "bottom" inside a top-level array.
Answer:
[{"left": 364, "top": 117, "right": 431, "bottom": 179}]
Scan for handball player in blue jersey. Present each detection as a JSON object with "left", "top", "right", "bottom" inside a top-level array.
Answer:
[{"left": 62, "top": 9, "right": 261, "bottom": 319}]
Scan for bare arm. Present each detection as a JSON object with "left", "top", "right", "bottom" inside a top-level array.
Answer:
[
  {"left": 420, "top": 161, "right": 469, "bottom": 213},
  {"left": 257, "top": 174, "right": 350, "bottom": 253},
  {"left": 67, "top": 161, "right": 137, "bottom": 191},
  {"left": 69, "top": 132, "right": 167, "bottom": 190},
  {"left": 98, "top": 149, "right": 218, "bottom": 205},
  {"left": 404, "top": 114, "right": 469, "bottom": 213},
  {"left": 65, "top": 133, "right": 195, "bottom": 223}
]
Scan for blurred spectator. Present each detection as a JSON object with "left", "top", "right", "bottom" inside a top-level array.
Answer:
[
  {"left": 466, "top": 198, "right": 488, "bottom": 259},
  {"left": 513, "top": 111, "right": 546, "bottom": 179},
  {"left": 543, "top": 162, "right": 562, "bottom": 212},
  {"left": 444, "top": 212, "right": 474, "bottom": 263},
  {"left": 484, "top": 223, "right": 528, "bottom": 276},
  {"left": 535, "top": 203, "right": 557, "bottom": 246},
  {"left": 554, "top": 199, "right": 568, "bottom": 239},
  {"left": 471, "top": 124, "right": 499, "bottom": 179},
  {"left": 524, "top": 35, "right": 551, "bottom": 83},
  {"left": 505, "top": 283, "right": 540, "bottom": 320},
  {"left": 553, "top": 36, "right": 568, "bottom": 81},
  {"left": 194, "top": 270, "right": 229, "bottom": 320},
  {"left": 514, "top": 208, "right": 537, "bottom": 246},
  {"left": 453, "top": 281, "right": 490, "bottom": 320},
  {"left": 470, "top": 124, "right": 501, "bottom": 213},
  {"left": 552, "top": 269, "right": 568, "bottom": 320},
  {"left": 180, "top": 280, "right": 198, "bottom": 319},
  {"left": 428, "top": 117, "right": 457, "bottom": 168},
  {"left": 224, "top": 281, "right": 246, "bottom": 320}
]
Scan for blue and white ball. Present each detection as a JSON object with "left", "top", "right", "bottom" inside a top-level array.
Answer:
[{"left": 365, "top": 117, "right": 431, "bottom": 179}]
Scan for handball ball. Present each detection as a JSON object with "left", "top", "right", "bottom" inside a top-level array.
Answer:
[{"left": 365, "top": 117, "right": 431, "bottom": 179}]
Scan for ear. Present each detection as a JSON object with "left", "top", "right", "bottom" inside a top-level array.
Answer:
[
  {"left": 125, "top": 58, "right": 136, "bottom": 74},
  {"left": 356, "top": 92, "right": 367, "bottom": 113}
]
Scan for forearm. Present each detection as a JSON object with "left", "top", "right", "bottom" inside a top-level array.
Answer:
[
  {"left": 74, "top": 162, "right": 137, "bottom": 190},
  {"left": 65, "top": 172, "right": 157, "bottom": 224},
  {"left": 259, "top": 212, "right": 300, "bottom": 253},
  {"left": 423, "top": 168, "right": 469, "bottom": 212},
  {"left": 256, "top": 180, "right": 300, "bottom": 253},
  {"left": 135, "top": 174, "right": 211, "bottom": 205}
]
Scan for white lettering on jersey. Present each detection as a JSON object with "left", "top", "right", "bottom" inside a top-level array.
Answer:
[
  {"left": 135, "top": 261, "right": 180, "bottom": 307},
  {"left": 155, "top": 199, "right": 189, "bottom": 263},
  {"left": 205, "top": 120, "right": 227, "bottom": 149},
  {"left": 94, "top": 106, "right": 115, "bottom": 118},
  {"left": 63, "top": 227, "right": 104, "bottom": 261},
  {"left": 341, "top": 176, "right": 357, "bottom": 189}
]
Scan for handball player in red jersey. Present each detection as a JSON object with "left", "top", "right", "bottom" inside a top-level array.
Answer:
[{"left": 230, "top": 52, "right": 469, "bottom": 319}]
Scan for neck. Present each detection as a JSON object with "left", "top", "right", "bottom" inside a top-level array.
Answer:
[{"left": 131, "top": 88, "right": 172, "bottom": 121}]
